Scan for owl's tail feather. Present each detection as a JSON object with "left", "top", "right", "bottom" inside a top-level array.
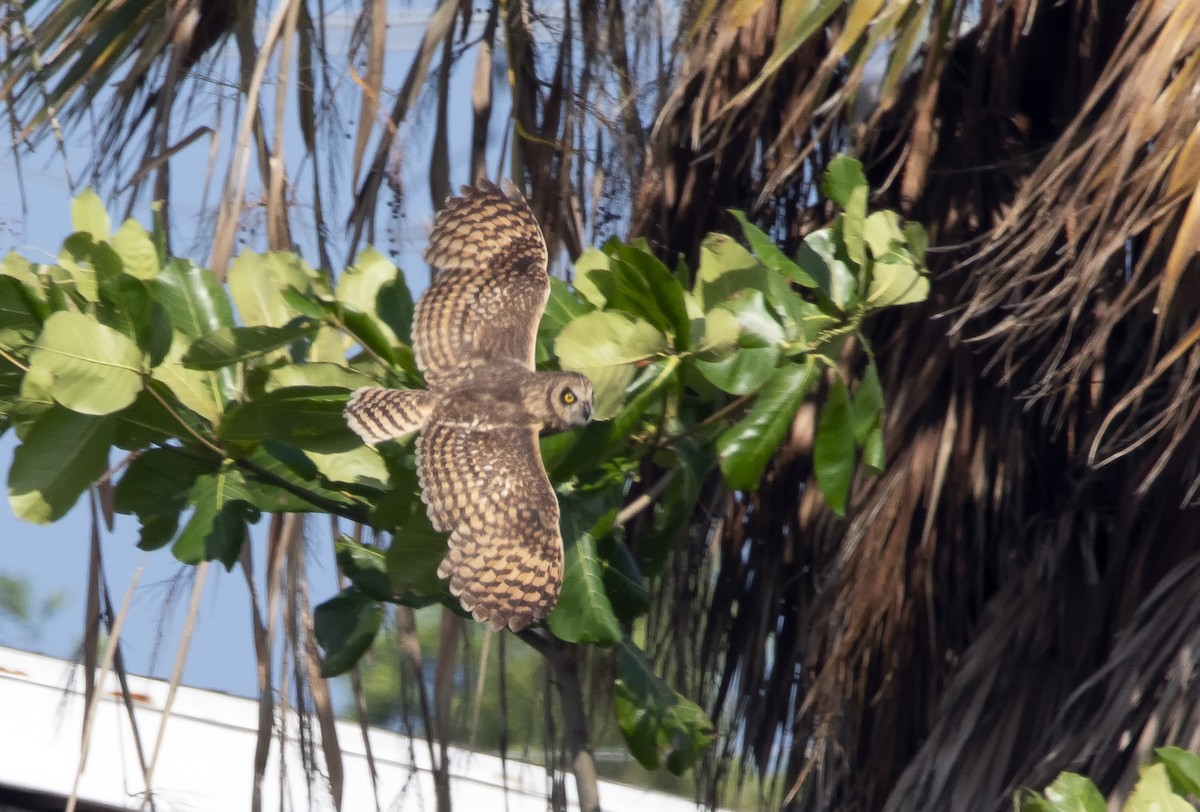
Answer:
[{"left": 345, "top": 387, "right": 434, "bottom": 443}]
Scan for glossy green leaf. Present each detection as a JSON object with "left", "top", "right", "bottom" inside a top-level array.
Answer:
[
  {"left": 155, "top": 259, "right": 235, "bottom": 338},
  {"left": 730, "top": 210, "right": 819, "bottom": 288},
  {"left": 28, "top": 311, "right": 145, "bottom": 415},
  {"left": 797, "top": 229, "right": 858, "bottom": 310},
  {"left": 336, "top": 537, "right": 392, "bottom": 601},
  {"left": 546, "top": 532, "right": 622, "bottom": 644},
  {"left": 71, "top": 189, "right": 111, "bottom": 241},
  {"left": 341, "top": 308, "right": 399, "bottom": 365},
  {"left": 1156, "top": 747, "right": 1200, "bottom": 797},
  {"left": 182, "top": 319, "right": 319, "bottom": 369},
  {"left": 315, "top": 587, "right": 383, "bottom": 677},
  {"left": 695, "top": 346, "right": 780, "bottom": 395},
  {"left": 614, "top": 638, "right": 716, "bottom": 774},
  {"left": 862, "top": 425, "right": 885, "bottom": 474},
  {"left": 608, "top": 243, "right": 691, "bottom": 347},
  {"left": 724, "top": 289, "right": 785, "bottom": 348},
  {"left": 219, "top": 386, "right": 358, "bottom": 453},
  {"left": 8, "top": 407, "right": 114, "bottom": 524},
  {"left": 718, "top": 361, "right": 818, "bottom": 490},
  {"left": 111, "top": 219, "right": 159, "bottom": 280},
  {"left": 814, "top": 376, "right": 854, "bottom": 515},
  {"left": 172, "top": 464, "right": 261, "bottom": 569},
  {"left": 1023, "top": 773, "right": 1105, "bottom": 812}
]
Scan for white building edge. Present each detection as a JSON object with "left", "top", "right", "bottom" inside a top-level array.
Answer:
[{"left": 0, "top": 645, "right": 718, "bottom": 811}]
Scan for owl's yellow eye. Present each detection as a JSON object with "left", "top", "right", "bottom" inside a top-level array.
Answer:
[{"left": 561, "top": 390, "right": 576, "bottom": 405}]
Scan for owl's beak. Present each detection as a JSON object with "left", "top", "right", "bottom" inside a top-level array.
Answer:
[{"left": 582, "top": 403, "right": 593, "bottom": 422}]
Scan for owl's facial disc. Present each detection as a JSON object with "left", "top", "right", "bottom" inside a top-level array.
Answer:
[{"left": 550, "top": 374, "right": 594, "bottom": 428}]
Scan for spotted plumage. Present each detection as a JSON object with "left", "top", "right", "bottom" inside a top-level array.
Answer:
[{"left": 344, "top": 181, "right": 594, "bottom": 632}]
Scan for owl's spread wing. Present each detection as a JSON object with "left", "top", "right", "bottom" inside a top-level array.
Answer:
[
  {"left": 413, "top": 182, "right": 549, "bottom": 385},
  {"left": 417, "top": 422, "right": 563, "bottom": 631}
]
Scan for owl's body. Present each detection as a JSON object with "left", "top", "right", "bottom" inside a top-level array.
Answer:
[{"left": 344, "top": 182, "right": 594, "bottom": 632}]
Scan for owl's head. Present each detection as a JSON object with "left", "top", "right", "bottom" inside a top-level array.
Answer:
[{"left": 542, "top": 371, "right": 594, "bottom": 432}]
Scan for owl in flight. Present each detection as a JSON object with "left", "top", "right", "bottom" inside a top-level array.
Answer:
[{"left": 344, "top": 181, "right": 594, "bottom": 632}]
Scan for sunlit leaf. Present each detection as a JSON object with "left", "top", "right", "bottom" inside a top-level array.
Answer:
[
  {"left": 694, "top": 233, "right": 766, "bottom": 311},
  {"left": 730, "top": 209, "right": 819, "bottom": 288},
  {"left": 695, "top": 346, "right": 780, "bottom": 394},
  {"left": 1125, "top": 763, "right": 1193, "bottom": 812},
  {"left": 70, "top": 189, "right": 110, "bottom": 241},
  {"left": 110, "top": 219, "right": 159, "bottom": 280},
  {"left": 228, "top": 250, "right": 311, "bottom": 327},
  {"left": 866, "top": 254, "right": 930, "bottom": 308},
  {"left": 555, "top": 310, "right": 668, "bottom": 420},
  {"left": 799, "top": 228, "right": 858, "bottom": 310},
  {"left": 155, "top": 259, "right": 235, "bottom": 339},
  {"left": 28, "top": 311, "right": 145, "bottom": 415}
]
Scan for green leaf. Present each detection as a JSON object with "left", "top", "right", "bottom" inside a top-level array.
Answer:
[
  {"left": 546, "top": 532, "right": 623, "bottom": 644},
  {"left": 555, "top": 310, "right": 668, "bottom": 420},
  {"left": 694, "top": 233, "right": 766, "bottom": 311},
  {"left": 850, "top": 360, "right": 884, "bottom": 444},
  {"left": 228, "top": 251, "right": 311, "bottom": 328},
  {"left": 172, "top": 464, "right": 261, "bottom": 569},
  {"left": 155, "top": 259, "right": 235, "bottom": 339},
  {"left": 315, "top": 587, "right": 383, "bottom": 677},
  {"left": 822, "top": 154, "right": 867, "bottom": 207},
  {"left": 1156, "top": 747, "right": 1200, "bottom": 797},
  {"left": 340, "top": 308, "right": 400, "bottom": 365},
  {"left": 0, "top": 276, "right": 43, "bottom": 347},
  {"left": 28, "top": 311, "right": 145, "bottom": 415},
  {"left": 71, "top": 190, "right": 111, "bottom": 240},
  {"left": 386, "top": 508, "right": 449, "bottom": 599},
  {"left": 336, "top": 537, "right": 393, "bottom": 601},
  {"left": 110, "top": 219, "right": 159, "bottom": 280},
  {"left": 695, "top": 346, "right": 780, "bottom": 395},
  {"left": 571, "top": 248, "right": 611, "bottom": 307},
  {"left": 723, "top": 289, "right": 786, "bottom": 348},
  {"left": 182, "top": 319, "right": 319, "bottom": 369},
  {"left": 151, "top": 333, "right": 230, "bottom": 423},
  {"left": 307, "top": 445, "right": 390, "bottom": 490},
  {"left": 814, "top": 376, "right": 854, "bottom": 515},
  {"left": 597, "top": 535, "right": 649, "bottom": 623},
  {"left": 8, "top": 407, "right": 114, "bottom": 524},
  {"left": 730, "top": 210, "right": 819, "bottom": 288},
  {"left": 607, "top": 243, "right": 691, "bottom": 348},
  {"left": 862, "top": 425, "right": 886, "bottom": 474},
  {"left": 718, "top": 361, "right": 818, "bottom": 490},
  {"left": 219, "top": 386, "right": 358, "bottom": 453},
  {"left": 97, "top": 274, "right": 172, "bottom": 367},
  {"left": 1027, "top": 773, "right": 1105, "bottom": 812},
  {"left": 1126, "top": 763, "right": 1194, "bottom": 812},
  {"left": 614, "top": 637, "right": 716, "bottom": 774},
  {"left": 866, "top": 254, "right": 931, "bottom": 308},
  {"left": 265, "top": 362, "right": 375, "bottom": 392},
  {"left": 797, "top": 229, "right": 858, "bottom": 310},
  {"left": 114, "top": 447, "right": 213, "bottom": 550},
  {"left": 337, "top": 247, "right": 411, "bottom": 344}
]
